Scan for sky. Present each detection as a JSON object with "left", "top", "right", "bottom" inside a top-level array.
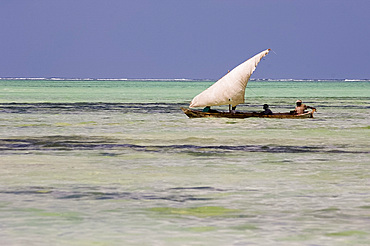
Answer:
[{"left": 1, "top": 0, "right": 369, "bottom": 80}]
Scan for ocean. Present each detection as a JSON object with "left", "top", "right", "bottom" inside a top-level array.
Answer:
[{"left": 0, "top": 79, "right": 369, "bottom": 245}]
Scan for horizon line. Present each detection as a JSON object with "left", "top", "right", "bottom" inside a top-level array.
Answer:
[{"left": 0, "top": 77, "right": 369, "bottom": 82}]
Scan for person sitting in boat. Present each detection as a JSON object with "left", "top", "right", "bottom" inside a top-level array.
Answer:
[
  {"left": 294, "top": 100, "right": 316, "bottom": 114},
  {"left": 261, "top": 104, "right": 273, "bottom": 115},
  {"left": 202, "top": 106, "right": 218, "bottom": 113},
  {"left": 231, "top": 106, "right": 236, "bottom": 113}
]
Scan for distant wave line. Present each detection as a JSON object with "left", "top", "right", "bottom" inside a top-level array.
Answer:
[
  {"left": 0, "top": 77, "right": 369, "bottom": 82},
  {"left": 0, "top": 77, "right": 202, "bottom": 82}
]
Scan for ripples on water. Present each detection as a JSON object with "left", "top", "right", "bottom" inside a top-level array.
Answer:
[
  {"left": 1, "top": 135, "right": 368, "bottom": 154},
  {"left": 1, "top": 83, "right": 370, "bottom": 245}
]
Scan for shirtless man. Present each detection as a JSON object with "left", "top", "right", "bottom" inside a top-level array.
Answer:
[{"left": 295, "top": 100, "right": 316, "bottom": 114}]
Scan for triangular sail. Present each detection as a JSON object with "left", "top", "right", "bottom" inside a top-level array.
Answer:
[{"left": 189, "top": 49, "right": 270, "bottom": 108}]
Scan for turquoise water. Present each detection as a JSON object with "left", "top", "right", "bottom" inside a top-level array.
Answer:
[{"left": 0, "top": 79, "right": 369, "bottom": 245}]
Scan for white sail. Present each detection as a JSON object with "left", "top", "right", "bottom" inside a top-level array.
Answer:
[{"left": 189, "top": 49, "right": 270, "bottom": 108}]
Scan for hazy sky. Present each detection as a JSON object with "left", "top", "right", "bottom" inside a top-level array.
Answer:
[{"left": 1, "top": 0, "right": 369, "bottom": 79}]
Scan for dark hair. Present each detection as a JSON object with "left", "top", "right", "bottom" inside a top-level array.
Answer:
[{"left": 263, "top": 104, "right": 269, "bottom": 109}]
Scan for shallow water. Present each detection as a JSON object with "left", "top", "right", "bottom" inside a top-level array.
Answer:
[{"left": 0, "top": 79, "right": 369, "bottom": 245}]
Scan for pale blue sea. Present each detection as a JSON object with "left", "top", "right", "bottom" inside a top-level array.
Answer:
[{"left": 0, "top": 79, "right": 369, "bottom": 245}]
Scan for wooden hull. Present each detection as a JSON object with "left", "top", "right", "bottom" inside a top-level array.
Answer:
[{"left": 181, "top": 107, "right": 315, "bottom": 119}]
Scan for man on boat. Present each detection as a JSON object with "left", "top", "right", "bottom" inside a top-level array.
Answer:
[
  {"left": 231, "top": 106, "right": 236, "bottom": 113},
  {"left": 261, "top": 104, "right": 273, "bottom": 115},
  {"left": 202, "top": 106, "right": 218, "bottom": 113},
  {"left": 294, "top": 100, "right": 316, "bottom": 114}
]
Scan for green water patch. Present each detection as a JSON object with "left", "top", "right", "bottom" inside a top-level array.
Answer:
[
  {"left": 185, "top": 151, "right": 228, "bottom": 157},
  {"left": 310, "top": 207, "right": 342, "bottom": 218},
  {"left": 231, "top": 224, "right": 259, "bottom": 230},
  {"left": 78, "top": 121, "right": 97, "bottom": 125},
  {"left": 186, "top": 226, "right": 218, "bottom": 232},
  {"left": 55, "top": 122, "right": 72, "bottom": 127},
  {"left": 0, "top": 202, "right": 12, "bottom": 208},
  {"left": 317, "top": 207, "right": 340, "bottom": 212},
  {"left": 12, "top": 207, "right": 83, "bottom": 221},
  {"left": 182, "top": 137, "right": 217, "bottom": 142},
  {"left": 34, "top": 189, "right": 53, "bottom": 194},
  {"left": 149, "top": 206, "right": 240, "bottom": 218},
  {"left": 36, "top": 211, "right": 83, "bottom": 221},
  {"left": 15, "top": 207, "right": 44, "bottom": 213},
  {"left": 106, "top": 122, "right": 121, "bottom": 126},
  {"left": 15, "top": 123, "right": 50, "bottom": 127},
  {"left": 325, "top": 230, "right": 368, "bottom": 237}
]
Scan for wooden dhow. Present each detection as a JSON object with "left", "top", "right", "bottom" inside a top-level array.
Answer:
[
  {"left": 182, "top": 49, "right": 316, "bottom": 119},
  {"left": 181, "top": 107, "right": 315, "bottom": 119}
]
